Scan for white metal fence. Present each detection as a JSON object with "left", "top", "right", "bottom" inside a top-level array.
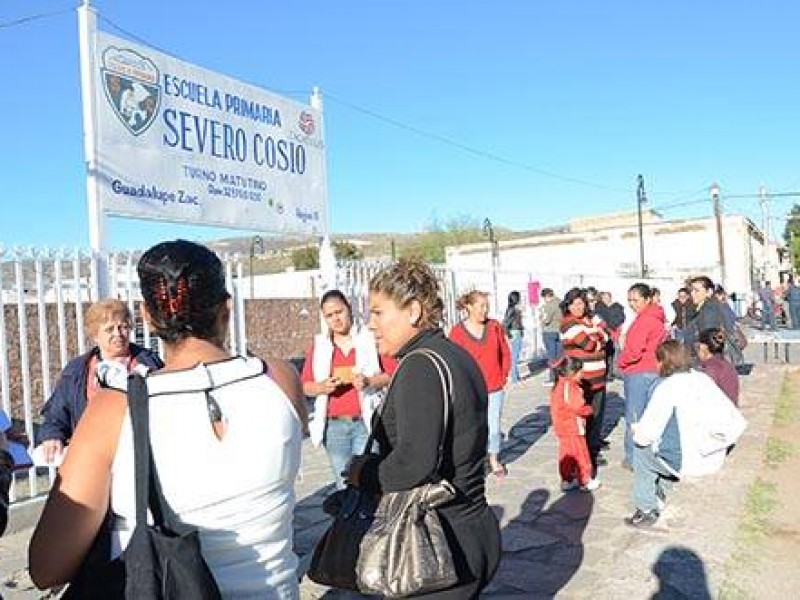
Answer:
[{"left": 2, "top": 247, "right": 679, "bottom": 504}]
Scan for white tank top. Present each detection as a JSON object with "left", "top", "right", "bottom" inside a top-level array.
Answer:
[{"left": 111, "top": 356, "right": 302, "bottom": 599}]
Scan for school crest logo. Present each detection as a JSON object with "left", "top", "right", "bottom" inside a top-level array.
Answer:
[{"left": 101, "top": 47, "right": 161, "bottom": 136}]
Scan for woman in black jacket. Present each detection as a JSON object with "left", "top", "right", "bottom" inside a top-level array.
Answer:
[
  {"left": 349, "top": 257, "right": 501, "bottom": 599},
  {"left": 36, "top": 299, "right": 163, "bottom": 463}
]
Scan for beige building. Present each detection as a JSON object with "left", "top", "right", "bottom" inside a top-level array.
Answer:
[{"left": 445, "top": 211, "right": 781, "bottom": 315}]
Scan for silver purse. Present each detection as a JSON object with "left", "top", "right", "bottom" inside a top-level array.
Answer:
[{"left": 355, "top": 348, "right": 459, "bottom": 597}]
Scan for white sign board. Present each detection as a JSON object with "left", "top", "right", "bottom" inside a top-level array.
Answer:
[{"left": 90, "top": 31, "right": 327, "bottom": 235}]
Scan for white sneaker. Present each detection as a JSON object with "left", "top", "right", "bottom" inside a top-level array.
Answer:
[
  {"left": 581, "top": 478, "right": 601, "bottom": 492},
  {"left": 560, "top": 479, "right": 579, "bottom": 492}
]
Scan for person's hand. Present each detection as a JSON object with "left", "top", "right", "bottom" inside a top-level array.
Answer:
[
  {"left": 41, "top": 439, "right": 64, "bottom": 465},
  {"left": 344, "top": 454, "right": 373, "bottom": 488},
  {"left": 352, "top": 372, "right": 370, "bottom": 391},
  {"left": 319, "top": 377, "right": 341, "bottom": 395}
]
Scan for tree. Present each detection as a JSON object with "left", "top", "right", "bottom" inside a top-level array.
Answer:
[
  {"left": 401, "top": 214, "right": 485, "bottom": 263},
  {"left": 783, "top": 204, "right": 800, "bottom": 271},
  {"left": 334, "top": 240, "right": 363, "bottom": 261},
  {"left": 291, "top": 246, "right": 319, "bottom": 270}
]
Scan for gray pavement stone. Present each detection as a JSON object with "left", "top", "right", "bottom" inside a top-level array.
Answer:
[{"left": 0, "top": 344, "right": 783, "bottom": 599}]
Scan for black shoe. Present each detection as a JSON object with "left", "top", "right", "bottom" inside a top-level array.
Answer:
[
  {"left": 624, "top": 508, "right": 660, "bottom": 528},
  {"left": 600, "top": 440, "right": 611, "bottom": 449}
]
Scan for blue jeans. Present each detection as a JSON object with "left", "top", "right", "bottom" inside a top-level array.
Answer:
[
  {"left": 790, "top": 302, "right": 800, "bottom": 330},
  {"left": 509, "top": 330, "right": 523, "bottom": 382},
  {"left": 763, "top": 303, "right": 777, "bottom": 329},
  {"left": 542, "top": 331, "right": 562, "bottom": 382},
  {"left": 324, "top": 418, "right": 369, "bottom": 490},
  {"left": 623, "top": 372, "right": 660, "bottom": 465},
  {"left": 487, "top": 389, "right": 505, "bottom": 455},
  {"left": 633, "top": 445, "right": 675, "bottom": 512}
]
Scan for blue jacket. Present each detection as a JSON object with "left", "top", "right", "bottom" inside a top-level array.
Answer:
[{"left": 37, "top": 344, "right": 163, "bottom": 444}]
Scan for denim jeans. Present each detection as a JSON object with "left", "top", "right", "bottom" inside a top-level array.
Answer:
[
  {"left": 790, "top": 302, "right": 800, "bottom": 330},
  {"left": 633, "top": 445, "right": 675, "bottom": 512},
  {"left": 509, "top": 330, "right": 523, "bottom": 382},
  {"left": 542, "top": 331, "right": 562, "bottom": 382},
  {"left": 324, "top": 418, "right": 369, "bottom": 490},
  {"left": 487, "top": 389, "right": 505, "bottom": 455},
  {"left": 623, "top": 372, "right": 660, "bottom": 464}
]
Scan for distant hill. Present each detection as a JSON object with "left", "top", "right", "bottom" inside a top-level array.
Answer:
[{"left": 206, "top": 228, "right": 544, "bottom": 274}]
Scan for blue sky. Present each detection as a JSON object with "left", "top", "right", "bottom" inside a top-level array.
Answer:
[{"left": 2, "top": 1, "right": 799, "bottom": 251}]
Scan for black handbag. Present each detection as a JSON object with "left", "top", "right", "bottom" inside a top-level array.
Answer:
[
  {"left": 64, "top": 373, "right": 222, "bottom": 599},
  {"left": 308, "top": 347, "right": 458, "bottom": 597}
]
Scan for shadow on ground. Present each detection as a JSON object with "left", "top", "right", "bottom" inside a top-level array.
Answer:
[
  {"left": 488, "top": 487, "right": 594, "bottom": 597},
  {"left": 651, "top": 545, "right": 712, "bottom": 600},
  {"left": 499, "top": 405, "right": 551, "bottom": 468}
]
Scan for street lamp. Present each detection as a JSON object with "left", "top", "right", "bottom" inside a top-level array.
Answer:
[
  {"left": 249, "top": 235, "right": 264, "bottom": 299},
  {"left": 636, "top": 174, "right": 647, "bottom": 278},
  {"left": 482, "top": 218, "right": 499, "bottom": 316},
  {"left": 711, "top": 182, "right": 727, "bottom": 287}
]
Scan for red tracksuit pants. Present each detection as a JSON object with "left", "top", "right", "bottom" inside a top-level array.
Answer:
[{"left": 557, "top": 435, "right": 592, "bottom": 485}]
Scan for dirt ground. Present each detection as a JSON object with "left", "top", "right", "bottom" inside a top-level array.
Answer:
[{"left": 721, "top": 369, "right": 800, "bottom": 598}]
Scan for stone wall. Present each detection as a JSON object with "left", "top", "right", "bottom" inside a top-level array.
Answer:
[{"left": 1, "top": 299, "right": 319, "bottom": 423}]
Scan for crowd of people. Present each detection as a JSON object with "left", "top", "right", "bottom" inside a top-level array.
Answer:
[
  {"left": 0, "top": 241, "right": 753, "bottom": 597},
  {"left": 539, "top": 278, "right": 747, "bottom": 529}
]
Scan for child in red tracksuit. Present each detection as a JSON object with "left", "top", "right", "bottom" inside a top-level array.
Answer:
[{"left": 550, "top": 357, "right": 601, "bottom": 492}]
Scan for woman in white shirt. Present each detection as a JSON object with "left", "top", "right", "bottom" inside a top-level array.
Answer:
[
  {"left": 626, "top": 340, "right": 746, "bottom": 529},
  {"left": 30, "top": 240, "right": 308, "bottom": 599}
]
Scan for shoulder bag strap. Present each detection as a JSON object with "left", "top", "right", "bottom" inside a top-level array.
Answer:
[
  {"left": 127, "top": 373, "right": 154, "bottom": 528},
  {"left": 127, "top": 372, "right": 173, "bottom": 530},
  {"left": 359, "top": 347, "right": 454, "bottom": 473},
  {"left": 409, "top": 348, "right": 453, "bottom": 477}
]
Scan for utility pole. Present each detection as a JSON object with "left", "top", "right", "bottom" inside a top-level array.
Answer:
[
  {"left": 636, "top": 174, "right": 647, "bottom": 278},
  {"left": 760, "top": 186, "right": 770, "bottom": 281},
  {"left": 249, "top": 235, "right": 263, "bottom": 299},
  {"left": 711, "top": 182, "right": 727, "bottom": 287},
  {"left": 483, "top": 218, "right": 500, "bottom": 316}
]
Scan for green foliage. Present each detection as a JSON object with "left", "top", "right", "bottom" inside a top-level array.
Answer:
[
  {"left": 334, "top": 240, "right": 364, "bottom": 261},
  {"left": 400, "top": 214, "right": 485, "bottom": 264},
  {"left": 765, "top": 437, "right": 793, "bottom": 467},
  {"left": 775, "top": 373, "right": 799, "bottom": 426},
  {"left": 783, "top": 203, "right": 800, "bottom": 270},
  {"left": 291, "top": 246, "right": 319, "bottom": 270}
]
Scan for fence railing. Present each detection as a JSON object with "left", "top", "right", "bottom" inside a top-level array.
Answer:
[{"left": 2, "top": 246, "right": 675, "bottom": 504}]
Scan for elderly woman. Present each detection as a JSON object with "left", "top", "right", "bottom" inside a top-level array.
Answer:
[
  {"left": 37, "top": 298, "right": 163, "bottom": 464},
  {"left": 301, "top": 289, "right": 394, "bottom": 490},
  {"left": 348, "top": 258, "right": 501, "bottom": 599},
  {"left": 30, "top": 240, "right": 308, "bottom": 597}
]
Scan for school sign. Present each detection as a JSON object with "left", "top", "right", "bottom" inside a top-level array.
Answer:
[{"left": 86, "top": 28, "right": 327, "bottom": 236}]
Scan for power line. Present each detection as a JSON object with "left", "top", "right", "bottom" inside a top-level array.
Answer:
[
  {"left": 324, "top": 92, "right": 632, "bottom": 193},
  {"left": 0, "top": 4, "right": 76, "bottom": 30}
]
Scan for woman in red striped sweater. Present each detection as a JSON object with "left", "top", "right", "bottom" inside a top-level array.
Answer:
[
  {"left": 559, "top": 287, "right": 609, "bottom": 470},
  {"left": 450, "top": 290, "right": 512, "bottom": 478}
]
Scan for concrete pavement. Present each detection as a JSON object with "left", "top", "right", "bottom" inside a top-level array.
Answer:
[{"left": 0, "top": 353, "right": 782, "bottom": 599}]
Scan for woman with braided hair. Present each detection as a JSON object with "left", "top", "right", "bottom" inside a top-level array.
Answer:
[{"left": 30, "top": 240, "right": 307, "bottom": 598}]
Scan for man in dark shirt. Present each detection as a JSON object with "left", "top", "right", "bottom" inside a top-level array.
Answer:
[{"left": 595, "top": 291, "right": 625, "bottom": 380}]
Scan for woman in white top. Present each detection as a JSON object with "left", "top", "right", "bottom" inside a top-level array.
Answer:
[
  {"left": 30, "top": 240, "right": 308, "bottom": 599},
  {"left": 626, "top": 340, "right": 746, "bottom": 529},
  {"left": 301, "top": 290, "right": 393, "bottom": 490}
]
